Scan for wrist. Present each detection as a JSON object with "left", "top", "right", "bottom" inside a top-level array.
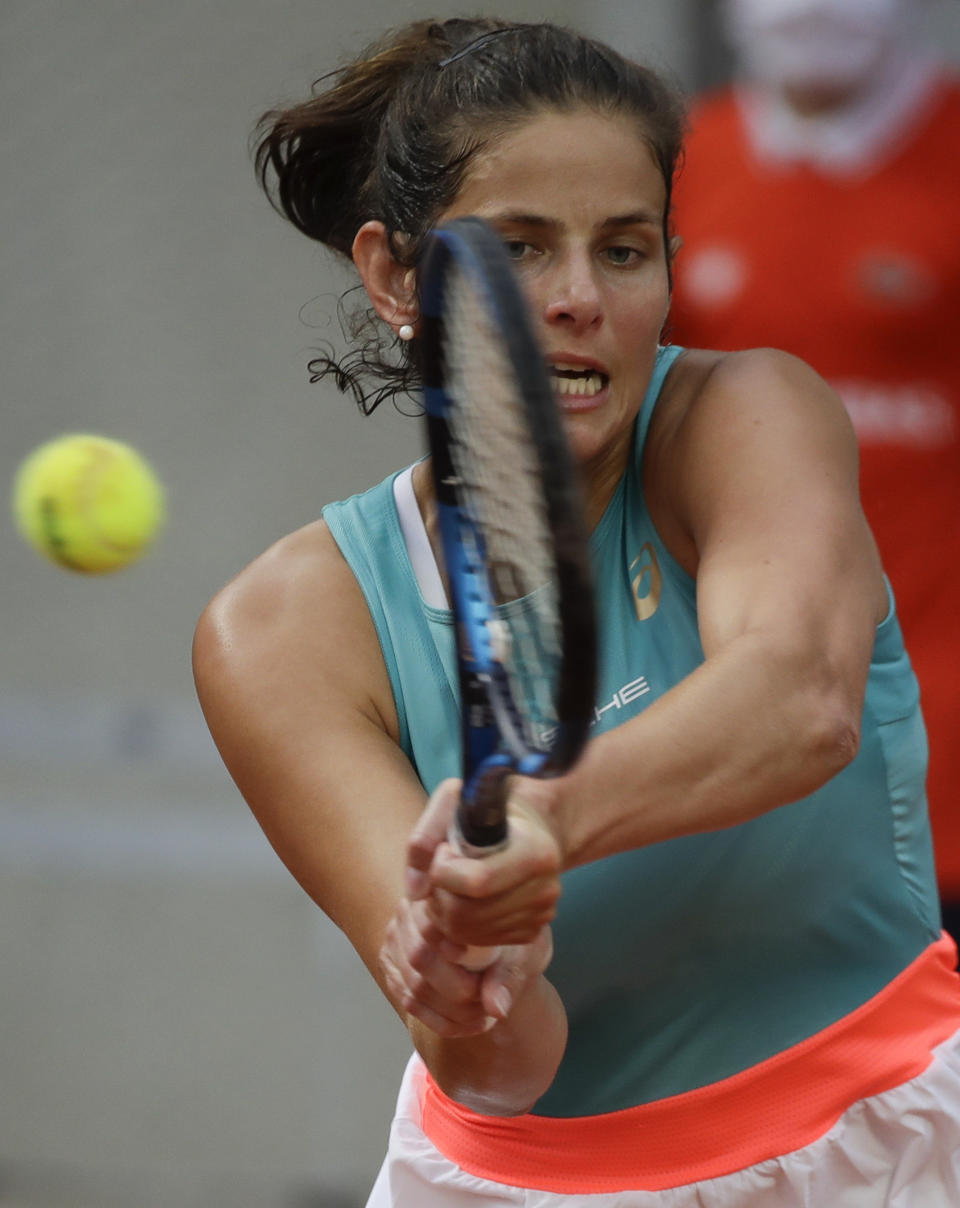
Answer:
[
  {"left": 544, "top": 736, "right": 614, "bottom": 869},
  {"left": 507, "top": 777, "right": 567, "bottom": 868}
]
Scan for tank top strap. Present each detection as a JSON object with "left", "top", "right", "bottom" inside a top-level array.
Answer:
[{"left": 635, "top": 344, "right": 685, "bottom": 455}]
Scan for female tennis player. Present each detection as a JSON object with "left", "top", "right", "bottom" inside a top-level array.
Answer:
[{"left": 193, "top": 17, "right": 960, "bottom": 1206}]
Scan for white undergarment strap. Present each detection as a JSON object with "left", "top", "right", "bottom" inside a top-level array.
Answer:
[{"left": 393, "top": 465, "right": 447, "bottom": 609}]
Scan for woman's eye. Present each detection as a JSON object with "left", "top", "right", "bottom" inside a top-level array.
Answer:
[
  {"left": 503, "top": 240, "right": 532, "bottom": 260},
  {"left": 604, "top": 246, "right": 641, "bottom": 266}
]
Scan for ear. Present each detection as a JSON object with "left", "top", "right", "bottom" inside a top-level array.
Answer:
[
  {"left": 669, "top": 234, "right": 683, "bottom": 260},
  {"left": 352, "top": 220, "right": 419, "bottom": 335}
]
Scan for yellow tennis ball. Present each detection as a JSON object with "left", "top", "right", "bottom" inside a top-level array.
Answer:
[{"left": 12, "top": 433, "right": 166, "bottom": 574}]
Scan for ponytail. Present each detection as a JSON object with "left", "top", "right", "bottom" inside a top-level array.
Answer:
[{"left": 254, "top": 20, "right": 497, "bottom": 257}]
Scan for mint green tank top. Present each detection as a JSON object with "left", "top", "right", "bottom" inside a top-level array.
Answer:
[{"left": 323, "top": 345, "right": 940, "bottom": 1117}]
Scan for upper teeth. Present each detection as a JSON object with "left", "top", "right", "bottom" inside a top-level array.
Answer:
[{"left": 550, "top": 363, "right": 605, "bottom": 396}]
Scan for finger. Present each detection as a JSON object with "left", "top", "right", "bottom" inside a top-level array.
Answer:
[
  {"left": 426, "top": 878, "right": 561, "bottom": 945},
  {"left": 380, "top": 942, "right": 494, "bottom": 1037},
  {"left": 431, "top": 816, "right": 560, "bottom": 900},
  {"left": 431, "top": 845, "right": 544, "bottom": 899},
  {"left": 480, "top": 929, "right": 554, "bottom": 1020},
  {"left": 389, "top": 899, "right": 492, "bottom": 1028},
  {"left": 393, "top": 897, "right": 481, "bottom": 963},
  {"left": 406, "top": 779, "right": 462, "bottom": 899},
  {"left": 426, "top": 889, "right": 559, "bottom": 945},
  {"left": 428, "top": 903, "right": 557, "bottom": 947},
  {"left": 399, "top": 898, "right": 480, "bottom": 1000}
]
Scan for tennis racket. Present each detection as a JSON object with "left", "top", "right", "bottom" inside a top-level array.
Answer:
[{"left": 419, "top": 216, "right": 597, "bottom": 967}]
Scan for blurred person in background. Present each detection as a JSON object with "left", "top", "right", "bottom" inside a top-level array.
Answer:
[{"left": 669, "top": 0, "right": 960, "bottom": 940}]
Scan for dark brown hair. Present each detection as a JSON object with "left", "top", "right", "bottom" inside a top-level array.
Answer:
[{"left": 255, "top": 17, "right": 687, "bottom": 413}]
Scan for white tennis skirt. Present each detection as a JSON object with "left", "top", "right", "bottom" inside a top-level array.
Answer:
[{"left": 366, "top": 1027, "right": 960, "bottom": 1208}]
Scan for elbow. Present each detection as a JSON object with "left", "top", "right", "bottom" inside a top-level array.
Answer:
[
  {"left": 422, "top": 1026, "right": 563, "bottom": 1118},
  {"left": 801, "top": 688, "right": 862, "bottom": 788},
  {"left": 822, "top": 711, "right": 861, "bottom": 775},
  {"left": 435, "top": 1075, "right": 541, "bottom": 1118},
  {"left": 192, "top": 596, "right": 228, "bottom": 702}
]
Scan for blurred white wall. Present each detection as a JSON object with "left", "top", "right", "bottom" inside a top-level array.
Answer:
[{"left": 2, "top": 2, "right": 958, "bottom": 1206}]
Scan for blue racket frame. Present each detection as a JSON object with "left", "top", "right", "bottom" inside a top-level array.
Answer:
[{"left": 420, "top": 218, "right": 596, "bottom": 851}]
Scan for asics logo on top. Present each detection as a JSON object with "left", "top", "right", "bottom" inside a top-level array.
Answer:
[{"left": 631, "top": 542, "right": 662, "bottom": 621}]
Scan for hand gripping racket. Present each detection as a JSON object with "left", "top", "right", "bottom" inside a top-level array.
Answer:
[{"left": 419, "top": 217, "right": 597, "bottom": 967}]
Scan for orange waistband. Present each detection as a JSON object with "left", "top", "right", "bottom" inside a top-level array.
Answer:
[{"left": 420, "top": 934, "right": 960, "bottom": 1194}]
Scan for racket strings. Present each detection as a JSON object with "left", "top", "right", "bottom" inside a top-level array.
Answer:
[{"left": 445, "top": 267, "right": 562, "bottom": 745}]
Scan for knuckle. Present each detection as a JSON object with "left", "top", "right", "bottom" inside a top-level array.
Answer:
[
  {"left": 398, "top": 988, "right": 419, "bottom": 1014},
  {"left": 542, "top": 881, "right": 562, "bottom": 906},
  {"left": 536, "top": 930, "right": 554, "bottom": 968},
  {"left": 530, "top": 851, "right": 561, "bottom": 879},
  {"left": 407, "top": 971, "right": 428, "bottom": 998},
  {"left": 407, "top": 938, "right": 432, "bottom": 973},
  {"left": 381, "top": 966, "right": 400, "bottom": 1001},
  {"left": 454, "top": 863, "right": 491, "bottom": 898},
  {"left": 427, "top": 892, "right": 452, "bottom": 924}
]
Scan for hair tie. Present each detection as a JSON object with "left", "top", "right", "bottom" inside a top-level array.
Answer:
[{"left": 438, "top": 27, "right": 524, "bottom": 69}]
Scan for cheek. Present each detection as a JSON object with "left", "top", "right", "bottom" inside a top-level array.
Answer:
[
  {"left": 610, "top": 290, "right": 671, "bottom": 352},
  {"left": 515, "top": 266, "right": 554, "bottom": 317},
  {"left": 609, "top": 259, "right": 671, "bottom": 317}
]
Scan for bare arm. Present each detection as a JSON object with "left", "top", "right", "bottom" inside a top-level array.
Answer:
[
  {"left": 424, "top": 351, "right": 888, "bottom": 918},
  {"left": 192, "top": 520, "right": 565, "bottom": 1114},
  {"left": 557, "top": 349, "right": 886, "bottom": 863}
]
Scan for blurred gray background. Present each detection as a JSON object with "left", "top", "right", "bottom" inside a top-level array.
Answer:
[{"left": 2, "top": 2, "right": 959, "bottom": 1206}]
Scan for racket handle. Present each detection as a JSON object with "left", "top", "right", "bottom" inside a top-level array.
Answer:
[
  {"left": 449, "top": 807, "right": 508, "bottom": 972},
  {"left": 456, "top": 759, "right": 511, "bottom": 849}
]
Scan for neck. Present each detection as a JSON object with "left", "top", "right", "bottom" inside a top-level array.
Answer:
[{"left": 580, "top": 442, "right": 632, "bottom": 532}]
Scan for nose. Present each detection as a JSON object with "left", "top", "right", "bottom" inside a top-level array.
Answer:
[{"left": 541, "top": 253, "right": 603, "bottom": 334}]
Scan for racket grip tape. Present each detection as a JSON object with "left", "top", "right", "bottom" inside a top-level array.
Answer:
[
  {"left": 449, "top": 810, "right": 508, "bottom": 971},
  {"left": 456, "top": 759, "right": 511, "bottom": 849}
]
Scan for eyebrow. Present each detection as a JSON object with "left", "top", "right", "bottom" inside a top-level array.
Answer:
[
  {"left": 485, "top": 210, "right": 661, "bottom": 231},
  {"left": 600, "top": 211, "right": 660, "bottom": 230}
]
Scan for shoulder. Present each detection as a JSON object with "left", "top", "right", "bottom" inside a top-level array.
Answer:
[
  {"left": 664, "top": 347, "right": 855, "bottom": 444},
  {"left": 647, "top": 349, "right": 859, "bottom": 565},
  {"left": 194, "top": 520, "right": 357, "bottom": 664},
  {"left": 193, "top": 518, "right": 398, "bottom": 743},
  {"left": 667, "top": 347, "right": 861, "bottom": 497}
]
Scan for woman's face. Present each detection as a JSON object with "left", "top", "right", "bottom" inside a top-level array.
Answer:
[{"left": 439, "top": 106, "right": 672, "bottom": 492}]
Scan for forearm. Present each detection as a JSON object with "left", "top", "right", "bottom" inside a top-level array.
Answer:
[
  {"left": 558, "top": 629, "right": 862, "bottom": 868},
  {"left": 411, "top": 971, "right": 567, "bottom": 1116}
]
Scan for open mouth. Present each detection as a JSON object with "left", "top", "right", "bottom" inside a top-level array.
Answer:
[{"left": 549, "top": 362, "right": 609, "bottom": 398}]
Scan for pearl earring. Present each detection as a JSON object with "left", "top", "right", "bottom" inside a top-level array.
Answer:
[{"left": 398, "top": 324, "right": 415, "bottom": 341}]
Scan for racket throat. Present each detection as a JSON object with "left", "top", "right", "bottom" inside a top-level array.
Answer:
[{"left": 458, "top": 761, "right": 512, "bottom": 851}]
